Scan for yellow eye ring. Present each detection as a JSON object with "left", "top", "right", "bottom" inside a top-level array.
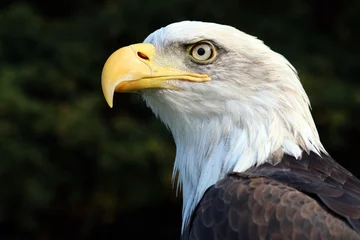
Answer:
[{"left": 189, "top": 41, "right": 216, "bottom": 62}]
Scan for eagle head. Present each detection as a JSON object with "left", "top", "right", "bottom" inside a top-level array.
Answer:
[{"left": 101, "top": 21, "right": 325, "bottom": 227}]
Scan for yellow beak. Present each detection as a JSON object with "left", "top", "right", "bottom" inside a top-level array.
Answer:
[{"left": 101, "top": 43, "right": 211, "bottom": 107}]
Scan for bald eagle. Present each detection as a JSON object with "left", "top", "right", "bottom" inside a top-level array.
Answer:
[{"left": 101, "top": 21, "right": 360, "bottom": 239}]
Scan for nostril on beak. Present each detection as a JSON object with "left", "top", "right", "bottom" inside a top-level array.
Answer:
[{"left": 137, "top": 52, "right": 150, "bottom": 61}]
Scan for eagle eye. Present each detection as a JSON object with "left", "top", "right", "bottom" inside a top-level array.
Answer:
[{"left": 189, "top": 41, "right": 216, "bottom": 62}]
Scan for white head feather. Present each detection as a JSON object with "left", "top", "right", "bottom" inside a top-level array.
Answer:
[{"left": 141, "top": 21, "right": 326, "bottom": 230}]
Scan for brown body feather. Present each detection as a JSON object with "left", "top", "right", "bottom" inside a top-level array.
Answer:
[{"left": 183, "top": 153, "right": 360, "bottom": 240}]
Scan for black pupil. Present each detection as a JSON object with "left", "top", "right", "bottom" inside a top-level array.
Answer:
[{"left": 197, "top": 47, "right": 206, "bottom": 56}]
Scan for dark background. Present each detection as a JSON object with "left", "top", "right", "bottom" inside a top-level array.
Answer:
[{"left": 0, "top": 0, "right": 359, "bottom": 239}]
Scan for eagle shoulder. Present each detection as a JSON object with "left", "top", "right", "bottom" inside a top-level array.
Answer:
[{"left": 183, "top": 153, "right": 360, "bottom": 240}]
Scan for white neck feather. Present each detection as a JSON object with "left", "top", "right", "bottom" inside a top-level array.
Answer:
[
  {"left": 144, "top": 90, "right": 325, "bottom": 231},
  {"left": 176, "top": 114, "right": 324, "bottom": 230}
]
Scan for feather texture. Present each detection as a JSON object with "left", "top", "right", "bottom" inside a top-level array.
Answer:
[{"left": 183, "top": 153, "right": 360, "bottom": 240}]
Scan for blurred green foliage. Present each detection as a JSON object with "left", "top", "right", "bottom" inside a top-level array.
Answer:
[{"left": 0, "top": 0, "right": 359, "bottom": 239}]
